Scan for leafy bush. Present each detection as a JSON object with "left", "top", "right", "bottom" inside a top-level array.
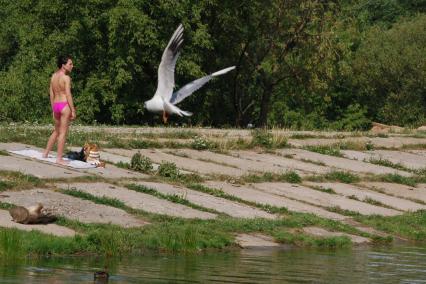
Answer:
[
  {"left": 191, "top": 136, "right": 211, "bottom": 150},
  {"left": 251, "top": 129, "right": 273, "bottom": 148},
  {"left": 325, "top": 171, "right": 360, "bottom": 183},
  {"left": 130, "top": 152, "right": 154, "bottom": 173},
  {"left": 157, "top": 161, "right": 180, "bottom": 179},
  {"left": 331, "top": 104, "right": 371, "bottom": 131}
]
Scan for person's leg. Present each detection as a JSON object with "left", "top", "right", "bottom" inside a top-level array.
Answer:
[
  {"left": 56, "top": 106, "right": 71, "bottom": 164},
  {"left": 42, "top": 116, "right": 61, "bottom": 158}
]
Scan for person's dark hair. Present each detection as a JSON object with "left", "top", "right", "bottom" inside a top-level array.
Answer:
[{"left": 57, "top": 55, "right": 72, "bottom": 68}]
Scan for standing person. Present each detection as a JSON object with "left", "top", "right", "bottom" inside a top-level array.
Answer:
[{"left": 42, "top": 55, "right": 76, "bottom": 164}]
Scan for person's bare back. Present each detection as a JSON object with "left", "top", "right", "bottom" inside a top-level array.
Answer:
[{"left": 50, "top": 72, "right": 69, "bottom": 103}]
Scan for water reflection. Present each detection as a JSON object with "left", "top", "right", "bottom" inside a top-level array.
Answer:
[{"left": 1, "top": 246, "right": 425, "bottom": 283}]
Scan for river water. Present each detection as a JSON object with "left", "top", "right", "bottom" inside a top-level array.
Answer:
[{"left": 1, "top": 245, "right": 425, "bottom": 283}]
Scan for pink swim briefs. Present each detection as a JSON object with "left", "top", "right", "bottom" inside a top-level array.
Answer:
[{"left": 52, "top": 101, "right": 68, "bottom": 119}]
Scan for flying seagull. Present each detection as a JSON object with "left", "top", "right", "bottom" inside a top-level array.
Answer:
[{"left": 144, "top": 24, "right": 235, "bottom": 123}]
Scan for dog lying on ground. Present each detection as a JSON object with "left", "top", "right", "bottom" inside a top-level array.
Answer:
[
  {"left": 64, "top": 142, "right": 106, "bottom": 168},
  {"left": 83, "top": 143, "right": 106, "bottom": 168}
]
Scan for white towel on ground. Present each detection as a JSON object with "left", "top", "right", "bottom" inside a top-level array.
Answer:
[{"left": 8, "top": 149, "right": 96, "bottom": 169}]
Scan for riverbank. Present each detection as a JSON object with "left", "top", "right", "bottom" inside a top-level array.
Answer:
[{"left": 0, "top": 124, "right": 425, "bottom": 257}]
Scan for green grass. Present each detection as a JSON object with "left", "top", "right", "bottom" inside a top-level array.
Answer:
[
  {"left": 130, "top": 152, "right": 154, "bottom": 173},
  {"left": 309, "top": 185, "right": 336, "bottom": 194},
  {"left": 305, "top": 145, "right": 343, "bottom": 157},
  {"left": 0, "top": 150, "right": 10, "bottom": 156},
  {"left": 273, "top": 230, "right": 352, "bottom": 248},
  {"left": 60, "top": 188, "right": 127, "bottom": 208},
  {"left": 401, "top": 144, "right": 426, "bottom": 150},
  {"left": 0, "top": 180, "right": 13, "bottom": 191},
  {"left": 362, "top": 197, "right": 390, "bottom": 208},
  {"left": 141, "top": 130, "right": 198, "bottom": 139},
  {"left": 0, "top": 229, "right": 23, "bottom": 258},
  {"left": 250, "top": 129, "right": 288, "bottom": 149},
  {"left": 300, "top": 158, "right": 326, "bottom": 166},
  {"left": 289, "top": 134, "right": 320, "bottom": 139},
  {"left": 0, "top": 210, "right": 380, "bottom": 257},
  {"left": 0, "top": 171, "right": 44, "bottom": 190},
  {"left": 355, "top": 210, "right": 426, "bottom": 241},
  {"left": 306, "top": 171, "right": 361, "bottom": 184},
  {"left": 367, "top": 157, "right": 411, "bottom": 172},
  {"left": 241, "top": 171, "right": 302, "bottom": 184},
  {"left": 374, "top": 173, "right": 417, "bottom": 187}
]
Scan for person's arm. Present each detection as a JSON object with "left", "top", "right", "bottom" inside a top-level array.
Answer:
[
  {"left": 64, "top": 75, "right": 76, "bottom": 120},
  {"left": 49, "top": 82, "right": 55, "bottom": 110}
]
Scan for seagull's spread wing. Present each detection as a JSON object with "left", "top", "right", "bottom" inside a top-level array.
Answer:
[
  {"left": 170, "top": 66, "right": 236, "bottom": 105},
  {"left": 156, "top": 24, "right": 184, "bottom": 102}
]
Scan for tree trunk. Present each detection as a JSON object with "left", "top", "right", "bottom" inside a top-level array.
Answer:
[{"left": 258, "top": 85, "right": 272, "bottom": 127}]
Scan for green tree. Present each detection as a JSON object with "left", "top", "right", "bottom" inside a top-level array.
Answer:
[{"left": 352, "top": 14, "right": 426, "bottom": 126}]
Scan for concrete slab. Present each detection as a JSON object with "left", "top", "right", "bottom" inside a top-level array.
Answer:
[
  {"left": 369, "top": 137, "right": 426, "bottom": 148},
  {"left": 0, "top": 209, "right": 75, "bottom": 237},
  {"left": 288, "top": 137, "right": 366, "bottom": 148},
  {"left": 276, "top": 149, "right": 412, "bottom": 177},
  {"left": 204, "top": 181, "right": 347, "bottom": 221},
  {"left": 172, "top": 149, "right": 298, "bottom": 175},
  {"left": 287, "top": 137, "right": 426, "bottom": 149},
  {"left": 0, "top": 189, "right": 147, "bottom": 227},
  {"left": 251, "top": 183, "right": 399, "bottom": 216},
  {"left": 55, "top": 182, "right": 216, "bottom": 220},
  {"left": 407, "top": 150, "right": 426, "bottom": 158},
  {"left": 342, "top": 150, "right": 426, "bottom": 170},
  {"left": 235, "top": 233, "right": 280, "bottom": 248},
  {"left": 304, "top": 182, "right": 422, "bottom": 212},
  {"left": 104, "top": 148, "right": 244, "bottom": 177},
  {"left": 230, "top": 150, "right": 329, "bottom": 175},
  {"left": 133, "top": 181, "right": 276, "bottom": 219},
  {"left": 0, "top": 155, "right": 88, "bottom": 179},
  {"left": 359, "top": 182, "right": 426, "bottom": 205},
  {"left": 301, "top": 227, "right": 370, "bottom": 244},
  {"left": 75, "top": 163, "right": 148, "bottom": 179},
  {"left": 0, "top": 142, "right": 37, "bottom": 152}
]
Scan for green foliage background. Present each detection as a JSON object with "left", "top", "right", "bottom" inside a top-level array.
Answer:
[{"left": 0, "top": 0, "right": 424, "bottom": 129}]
